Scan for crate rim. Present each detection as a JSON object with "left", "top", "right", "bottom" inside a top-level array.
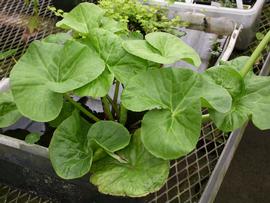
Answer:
[{"left": 151, "top": 0, "right": 265, "bottom": 15}]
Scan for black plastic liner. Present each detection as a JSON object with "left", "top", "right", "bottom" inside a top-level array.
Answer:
[{"left": 0, "top": 143, "right": 142, "bottom": 203}]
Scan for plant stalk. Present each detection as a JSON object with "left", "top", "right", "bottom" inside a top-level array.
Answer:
[
  {"left": 130, "top": 120, "right": 141, "bottom": 129},
  {"left": 106, "top": 95, "right": 119, "bottom": 117},
  {"left": 202, "top": 114, "right": 211, "bottom": 123},
  {"left": 240, "top": 30, "right": 270, "bottom": 77},
  {"left": 119, "top": 104, "right": 127, "bottom": 125},
  {"left": 101, "top": 97, "right": 114, "bottom": 120},
  {"left": 64, "top": 95, "right": 100, "bottom": 122},
  {"left": 113, "top": 81, "right": 120, "bottom": 109}
]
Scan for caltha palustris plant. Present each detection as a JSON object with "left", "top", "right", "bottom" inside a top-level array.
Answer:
[{"left": 0, "top": 2, "right": 270, "bottom": 197}]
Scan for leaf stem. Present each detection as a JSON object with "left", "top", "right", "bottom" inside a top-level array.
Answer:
[
  {"left": 101, "top": 97, "right": 114, "bottom": 120},
  {"left": 130, "top": 120, "right": 141, "bottom": 129},
  {"left": 119, "top": 104, "right": 127, "bottom": 125},
  {"left": 240, "top": 30, "right": 270, "bottom": 77},
  {"left": 202, "top": 114, "right": 211, "bottom": 123},
  {"left": 106, "top": 95, "right": 119, "bottom": 117},
  {"left": 113, "top": 81, "right": 120, "bottom": 109},
  {"left": 64, "top": 95, "right": 100, "bottom": 122}
]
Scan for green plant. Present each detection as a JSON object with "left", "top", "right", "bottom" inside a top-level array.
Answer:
[
  {"left": 0, "top": 2, "right": 270, "bottom": 198},
  {"left": 47, "top": 6, "right": 65, "bottom": 18},
  {"left": 99, "top": 0, "right": 188, "bottom": 36},
  {"left": 0, "top": 49, "right": 17, "bottom": 60},
  {"left": 24, "top": 0, "right": 40, "bottom": 33},
  {"left": 210, "top": 40, "right": 223, "bottom": 56},
  {"left": 25, "top": 132, "right": 40, "bottom": 144}
]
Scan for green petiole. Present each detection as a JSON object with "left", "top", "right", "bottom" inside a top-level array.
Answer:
[
  {"left": 64, "top": 94, "right": 100, "bottom": 122},
  {"left": 240, "top": 30, "right": 270, "bottom": 77}
]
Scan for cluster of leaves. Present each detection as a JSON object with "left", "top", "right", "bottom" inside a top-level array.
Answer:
[
  {"left": 47, "top": 6, "right": 65, "bottom": 18},
  {"left": 99, "top": 0, "right": 188, "bottom": 36},
  {"left": 1, "top": 2, "right": 270, "bottom": 198}
]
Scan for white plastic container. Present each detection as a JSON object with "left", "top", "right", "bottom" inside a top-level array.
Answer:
[{"left": 150, "top": 0, "right": 265, "bottom": 49}]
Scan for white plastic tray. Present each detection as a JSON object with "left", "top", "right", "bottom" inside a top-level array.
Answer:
[{"left": 150, "top": 0, "right": 265, "bottom": 49}]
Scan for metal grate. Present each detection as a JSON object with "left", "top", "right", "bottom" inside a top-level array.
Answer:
[
  {"left": 0, "top": 183, "right": 54, "bottom": 203},
  {"left": 0, "top": 0, "right": 57, "bottom": 79}
]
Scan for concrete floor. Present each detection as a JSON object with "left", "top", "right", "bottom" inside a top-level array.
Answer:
[{"left": 215, "top": 124, "right": 270, "bottom": 203}]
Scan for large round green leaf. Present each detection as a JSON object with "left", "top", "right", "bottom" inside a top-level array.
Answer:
[
  {"left": 122, "top": 68, "right": 231, "bottom": 159},
  {"left": 10, "top": 40, "right": 105, "bottom": 122},
  {"left": 122, "top": 32, "right": 201, "bottom": 66},
  {"left": 142, "top": 107, "right": 201, "bottom": 159},
  {"left": 88, "top": 121, "right": 131, "bottom": 152},
  {"left": 49, "top": 111, "right": 93, "bottom": 179},
  {"left": 0, "top": 91, "right": 21, "bottom": 128},
  {"left": 90, "top": 131, "right": 170, "bottom": 197}
]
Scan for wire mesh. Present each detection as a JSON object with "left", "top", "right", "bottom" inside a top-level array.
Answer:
[
  {"left": 0, "top": 0, "right": 57, "bottom": 79},
  {"left": 0, "top": 1, "right": 269, "bottom": 203},
  {"left": 0, "top": 183, "right": 54, "bottom": 203}
]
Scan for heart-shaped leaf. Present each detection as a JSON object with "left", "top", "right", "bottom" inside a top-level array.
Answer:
[
  {"left": 90, "top": 130, "right": 170, "bottom": 197},
  {"left": 88, "top": 120, "right": 131, "bottom": 152},
  {"left": 142, "top": 107, "right": 201, "bottom": 159},
  {"left": 0, "top": 91, "right": 21, "bottom": 128},
  {"left": 10, "top": 40, "right": 105, "bottom": 122},
  {"left": 49, "top": 110, "right": 93, "bottom": 179},
  {"left": 122, "top": 32, "right": 201, "bottom": 66},
  {"left": 122, "top": 68, "right": 231, "bottom": 159}
]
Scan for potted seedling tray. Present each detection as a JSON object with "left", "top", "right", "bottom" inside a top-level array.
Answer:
[
  {"left": 0, "top": 1, "right": 269, "bottom": 203},
  {"left": 149, "top": 0, "right": 265, "bottom": 49}
]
